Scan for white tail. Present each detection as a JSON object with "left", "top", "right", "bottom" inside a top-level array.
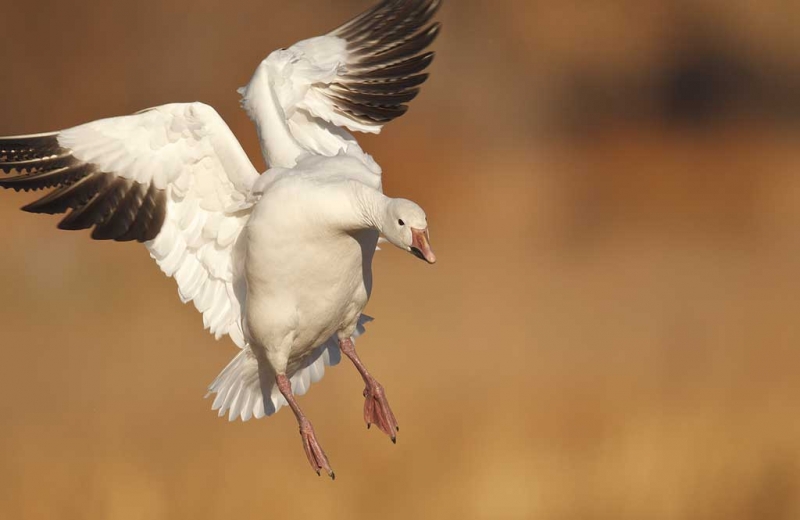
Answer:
[{"left": 206, "top": 315, "right": 373, "bottom": 422}]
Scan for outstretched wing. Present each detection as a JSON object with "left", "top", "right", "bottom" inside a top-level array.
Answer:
[
  {"left": 0, "top": 102, "right": 260, "bottom": 348},
  {"left": 315, "top": 0, "right": 441, "bottom": 130},
  {"left": 240, "top": 0, "right": 441, "bottom": 167}
]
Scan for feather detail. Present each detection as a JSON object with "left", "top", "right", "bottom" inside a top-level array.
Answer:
[{"left": 207, "top": 315, "right": 373, "bottom": 421}]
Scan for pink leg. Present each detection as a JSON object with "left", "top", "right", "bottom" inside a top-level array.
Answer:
[
  {"left": 339, "top": 338, "right": 399, "bottom": 443},
  {"left": 276, "top": 374, "right": 334, "bottom": 479}
]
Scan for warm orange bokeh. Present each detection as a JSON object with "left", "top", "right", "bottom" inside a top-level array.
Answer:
[{"left": 1, "top": 1, "right": 799, "bottom": 519}]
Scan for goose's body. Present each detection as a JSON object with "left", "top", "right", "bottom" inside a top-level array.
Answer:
[
  {"left": 244, "top": 157, "right": 380, "bottom": 374},
  {"left": 0, "top": 0, "right": 441, "bottom": 477}
]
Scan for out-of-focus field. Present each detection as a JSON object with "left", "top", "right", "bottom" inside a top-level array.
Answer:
[{"left": 1, "top": 1, "right": 799, "bottom": 519}]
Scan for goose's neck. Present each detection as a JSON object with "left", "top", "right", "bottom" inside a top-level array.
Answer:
[{"left": 345, "top": 182, "right": 390, "bottom": 234}]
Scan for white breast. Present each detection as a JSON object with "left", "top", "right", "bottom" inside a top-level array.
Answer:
[{"left": 242, "top": 178, "right": 377, "bottom": 372}]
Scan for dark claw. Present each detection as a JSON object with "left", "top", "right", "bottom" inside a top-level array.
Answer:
[
  {"left": 367, "top": 423, "right": 371, "bottom": 430},
  {"left": 330, "top": 472, "right": 336, "bottom": 481},
  {"left": 391, "top": 437, "right": 397, "bottom": 445}
]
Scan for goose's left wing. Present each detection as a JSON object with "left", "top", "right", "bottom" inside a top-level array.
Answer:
[
  {"left": 312, "top": 0, "right": 441, "bottom": 131},
  {"left": 240, "top": 0, "right": 441, "bottom": 167}
]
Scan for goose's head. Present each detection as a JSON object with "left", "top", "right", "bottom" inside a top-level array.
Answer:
[{"left": 382, "top": 199, "right": 436, "bottom": 264}]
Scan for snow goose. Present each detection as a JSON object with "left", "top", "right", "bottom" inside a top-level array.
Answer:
[{"left": 0, "top": 0, "right": 440, "bottom": 478}]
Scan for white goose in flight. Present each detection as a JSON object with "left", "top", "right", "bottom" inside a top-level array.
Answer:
[{"left": 0, "top": 0, "right": 441, "bottom": 478}]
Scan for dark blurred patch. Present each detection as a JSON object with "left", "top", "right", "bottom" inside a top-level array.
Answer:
[
  {"left": 660, "top": 38, "right": 755, "bottom": 124},
  {"left": 556, "top": 23, "right": 800, "bottom": 133},
  {"left": 659, "top": 31, "right": 800, "bottom": 126}
]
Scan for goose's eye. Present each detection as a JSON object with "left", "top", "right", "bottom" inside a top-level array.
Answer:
[{"left": 398, "top": 219, "right": 405, "bottom": 226}]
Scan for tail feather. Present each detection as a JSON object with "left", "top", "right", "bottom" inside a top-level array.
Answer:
[{"left": 207, "top": 315, "right": 373, "bottom": 422}]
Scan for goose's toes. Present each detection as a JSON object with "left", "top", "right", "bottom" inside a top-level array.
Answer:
[
  {"left": 363, "top": 380, "right": 399, "bottom": 442},
  {"left": 299, "top": 419, "right": 334, "bottom": 479}
]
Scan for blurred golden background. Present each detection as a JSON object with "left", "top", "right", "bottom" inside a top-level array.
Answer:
[{"left": 1, "top": 1, "right": 799, "bottom": 519}]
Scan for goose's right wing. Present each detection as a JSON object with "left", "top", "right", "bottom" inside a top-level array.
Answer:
[{"left": 0, "top": 102, "right": 260, "bottom": 348}]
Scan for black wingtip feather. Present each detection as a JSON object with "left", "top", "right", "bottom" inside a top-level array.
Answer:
[
  {"left": 141, "top": 188, "right": 167, "bottom": 242},
  {"left": 349, "top": 52, "right": 435, "bottom": 80},
  {"left": 1, "top": 131, "right": 167, "bottom": 242},
  {"left": 329, "top": 84, "right": 420, "bottom": 106},
  {"left": 0, "top": 161, "right": 90, "bottom": 192},
  {"left": 57, "top": 177, "right": 130, "bottom": 231},
  {"left": 358, "top": 0, "right": 441, "bottom": 52},
  {"left": 332, "top": 95, "right": 409, "bottom": 123},
  {"left": 356, "top": 23, "right": 441, "bottom": 68},
  {"left": 332, "top": 0, "right": 405, "bottom": 40},
  {"left": 344, "top": 0, "right": 440, "bottom": 44},
  {"left": 0, "top": 152, "right": 75, "bottom": 174},
  {"left": 345, "top": 1, "right": 421, "bottom": 46},
  {"left": 342, "top": 73, "right": 429, "bottom": 92},
  {"left": 23, "top": 172, "right": 110, "bottom": 215},
  {"left": 0, "top": 134, "right": 62, "bottom": 163},
  {"left": 114, "top": 184, "right": 166, "bottom": 243},
  {"left": 325, "top": 0, "right": 441, "bottom": 127},
  {"left": 91, "top": 183, "right": 146, "bottom": 241}
]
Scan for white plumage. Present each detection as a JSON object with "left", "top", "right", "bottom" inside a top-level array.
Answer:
[
  {"left": 59, "top": 103, "right": 255, "bottom": 351},
  {"left": 0, "top": 0, "right": 440, "bottom": 472}
]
